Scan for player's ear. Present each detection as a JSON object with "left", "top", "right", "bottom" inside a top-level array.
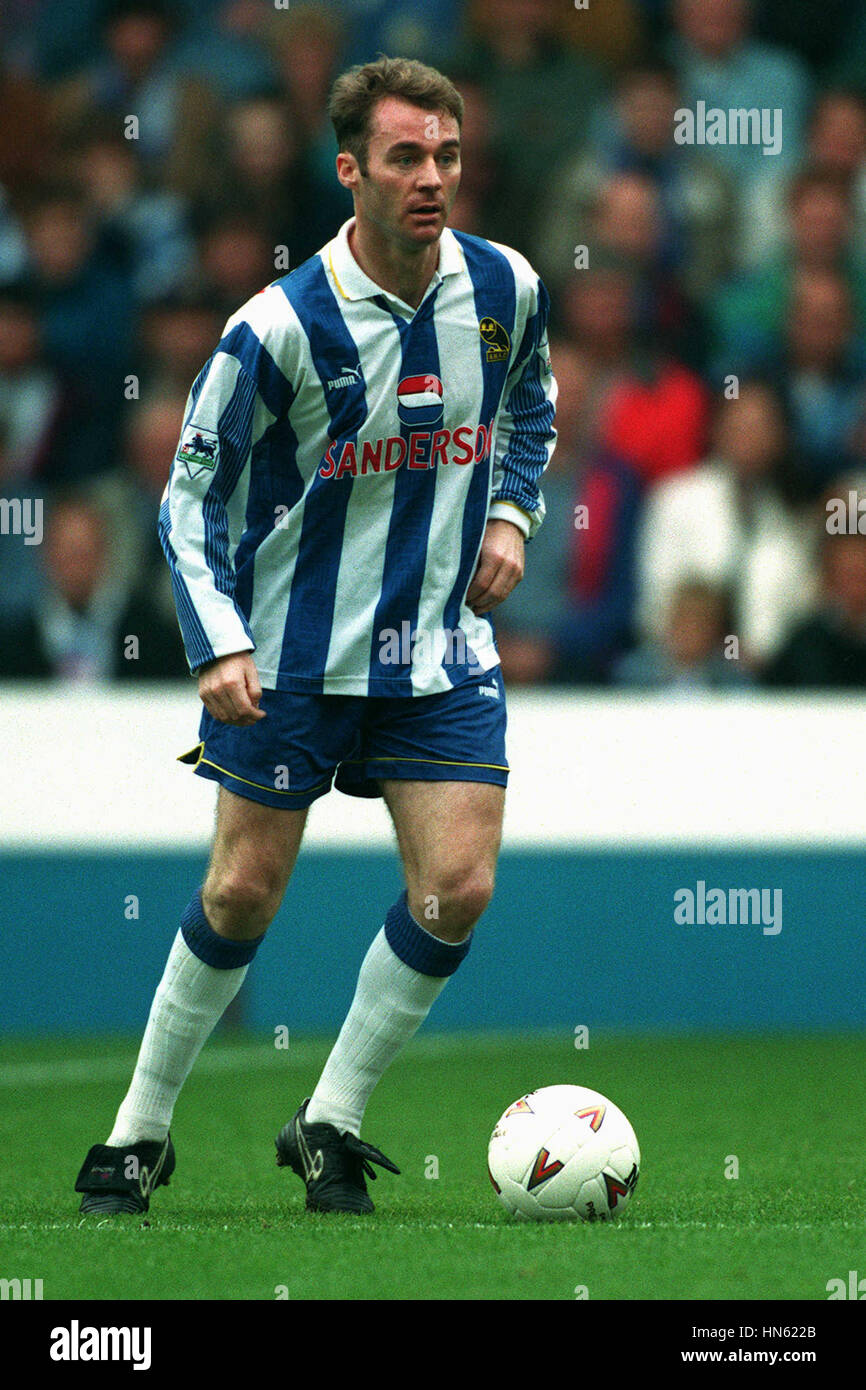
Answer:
[{"left": 336, "top": 151, "right": 360, "bottom": 191}]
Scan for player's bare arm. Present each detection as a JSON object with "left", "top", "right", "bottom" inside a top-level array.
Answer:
[
  {"left": 466, "top": 517, "right": 526, "bottom": 615},
  {"left": 197, "top": 651, "right": 265, "bottom": 727}
]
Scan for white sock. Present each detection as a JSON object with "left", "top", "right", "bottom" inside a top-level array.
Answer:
[
  {"left": 305, "top": 927, "right": 451, "bottom": 1136},
  {"left": 107, "top": 930, "right": 248, "bottom": 1145}
]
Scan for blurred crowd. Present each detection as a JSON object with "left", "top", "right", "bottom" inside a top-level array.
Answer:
[{"left": 3, "top": 0, "right": 866, "bottom": 691}]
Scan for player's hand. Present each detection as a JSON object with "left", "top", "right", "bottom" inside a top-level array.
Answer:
[
  {"left": 466, "top": 519, "right": 525, "bottom": 615},
  {"left": 197, "top": 651, "right": 266, "bottom": 726}
]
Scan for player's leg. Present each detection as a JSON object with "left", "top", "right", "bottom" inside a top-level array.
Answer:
[
  {"left": 378, "top": 776, "right": 504, "bottom": 940},
  {"left": 275, "top": 678, "right": 507, "bottom": 1213},
  {"left": 304, "top": 778, "right": 504, "bottom": 1137},
  {"left": 75, "top": 788, "right": 307, "bottom": 1213},
  {"left": 200, "top": 786, "right": 309, "bottom": 939},
  {"left": 107, "top": 787, "right": 308, "bottom": 1146}
]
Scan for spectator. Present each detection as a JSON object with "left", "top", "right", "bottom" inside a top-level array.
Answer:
[
  {"left": 558, "top": 252, "right": 709, "bottom": 481},
  {"left": 0, "top": 283, "right": 64, "bottom": 481},
  {"left": 170, "top": 0, "right": 279, "bottom": 102},
  {"left": 48, "top": 0, "right": 221, "bottom": 199},
  {"left": 773, "top": 269, "right": 866, "bottom": 495},
  {"left": 341, "top": 0, "right": 462, "bottom": 68},
  {"left": 710, "top": 169, "right": 866, "bottom": 376},
  {"left": 809, "top": 89, "right": 866, "bottom": 184},
  {"left": 496, "top": 341, "right": 594, "bottom": 684},
  {"left": 0, "top": 492, "right": 186, "bottom": 680},
  {"left": 196, "top": 212, "right": 277, "bottom": 321},
  {"left": 533, "top": 58, "right": 735, "bottom": 305},
  {"left": 23, "top": 186, "right": 135, "bottom": 482},
  {"left": 558, "top": 257, "right": 637, "bottom": 382},
  {"left": 265, "top": 4, "right": 352, "bottom": 253},
  {"left": 635, "top": 380, "right": 815, "bottom": 668},
  {"left": 89, "top": 387, "right": 187, "bottom": 605},
  {"left": 135, "top": 291, "right": 224, "bottom": 396},
  {"left": 597, "top": 356, "right": 709, "bottom": 486},
  {"left": 461, "top": 0, "right": 608, "bottom": 253},
  {"left": 73, "top": 125, "right": 196, "bottom": 302},
  {"left": 542, "top": 333, "right": 708, "bottom": 683},
  {"left": 587, "top": 170, "right": 709, "bottom": 366},
  {"left": 740, "top": 88, "right": 866, "bottom": 268},
  {"left": 613, "top": 578, "right": 752, "bottom": 690},
  {"left": 193, "top": 94, "right": 316, "bottom": 269},
  {"left": 550, "top": 448, "right": 646, "bottom": 682},
  {"left": 0, "top": 181, "right": 29, "bottom": 287},
  {"left": 498, "top": 296, "right": 709, "bottom": 685},
  {"left": 765, "top": 527, "right": 866, "bottom": 687},
  {"left": 0, "top": 493, "right": 121, "bottom": 679},
  {"left": 668, "top": 0, "right": 811, "bottom": 180},
  {"left": 443, "top": 75, "right": 503, "bottom": 241},
  {"left": 0, "top": 412, "right": 46, "bottom": 622},
  {"left": 2, "top": 0, "right": 866, "bottom": 695}
]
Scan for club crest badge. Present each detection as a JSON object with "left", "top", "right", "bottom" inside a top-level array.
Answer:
[
  {"left": 176, "top": 424, "right": 219, "bottom": 479},
  {"left": 479, "top": 316, "right": 510, "bottom": 363}
]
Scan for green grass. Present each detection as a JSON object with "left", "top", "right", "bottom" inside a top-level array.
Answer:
[{"left": 0, "top": 1031, "right": 862, "bottom": 1300}]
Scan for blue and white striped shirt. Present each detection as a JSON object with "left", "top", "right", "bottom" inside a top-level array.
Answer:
[{"left": 159, "top": 217, "right": 557, "bottom": 696}]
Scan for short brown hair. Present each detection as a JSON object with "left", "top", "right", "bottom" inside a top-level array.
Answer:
[{"left": 328, "top": 56, "right": 464, "bottom": 175}]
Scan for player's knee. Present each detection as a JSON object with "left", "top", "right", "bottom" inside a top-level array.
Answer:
[
  {"left": 203, "top": 868, "right": 284, "bottom": 934},
  {"left": 428, "top": 865, "right": 494, "bottom": 932}
]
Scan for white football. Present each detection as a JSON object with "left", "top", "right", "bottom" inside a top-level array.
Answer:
[{"left": 488, "top": 1084, "right": 640, "bottom": 1222}]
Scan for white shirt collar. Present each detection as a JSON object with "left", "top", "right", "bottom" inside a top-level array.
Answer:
[{"left": 326, "top": 217, "right": 464, "bottom": 309}]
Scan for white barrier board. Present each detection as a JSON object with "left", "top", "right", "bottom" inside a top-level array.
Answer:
[{"left": 0, "top": 685, "right": 863, "bottom": 849}]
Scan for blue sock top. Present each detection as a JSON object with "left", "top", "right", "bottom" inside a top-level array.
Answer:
[{"left": 384, "top": 890, "right": 472, "bottom": 977}]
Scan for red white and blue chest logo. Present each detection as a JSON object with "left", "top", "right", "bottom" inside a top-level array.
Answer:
[{"left": 396, "top": 374, "right": 444, "bottom": 428}]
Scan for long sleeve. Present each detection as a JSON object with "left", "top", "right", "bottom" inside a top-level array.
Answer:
[
  {"left": 488, "top": 275, "right": 557, "bottom": 541},
  {"left": 157, "top": 301, "right": 292, "bottom": 674}
]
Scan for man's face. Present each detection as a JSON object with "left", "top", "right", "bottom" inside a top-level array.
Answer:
[
  {"left": 675, "top": 0, "right": 747, "bottom": 58},
  {"left": 338, "top": 96, "right": 461, "bottom": 251},
  {"left": 825, "top": 536, "right": 866, "bottom": 622},
  {"left": 0, "top": 304, "right": 38, "bottom": 371},
  {"left": 789, "top": 275, "right": 852, "bottom": 368},
  {"left": 44, "top": 506, "right": 106, "bottom": 609},
  {"left": 811, "top": 98, "right": 866, "bottom": 174},
  {"left": 28, "top": 203, "right": 91, "bottom": 284},
  {"left": 620, "top": 76, "right": 678, "bottom": 156},
  {"left": 716, "top": 387, "right": 783, "bottom": 476},
  {"left": 667, "top": 591, "right": 725, "bottom": 667},
  {"left": 594, "top": 174, "right": 661, "bottom": 264},
  {"left": 791, "top": 186, "right": 849, "bottom": 265}
]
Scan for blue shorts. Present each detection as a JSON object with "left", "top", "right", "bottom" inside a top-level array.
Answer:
[{"left": 178, "top": 669, "right": 509, "bottom": 809}]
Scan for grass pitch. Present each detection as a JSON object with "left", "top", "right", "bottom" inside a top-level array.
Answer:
[{"left": 0, "top": 1031, "right": 862, "bottom": 1301}]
